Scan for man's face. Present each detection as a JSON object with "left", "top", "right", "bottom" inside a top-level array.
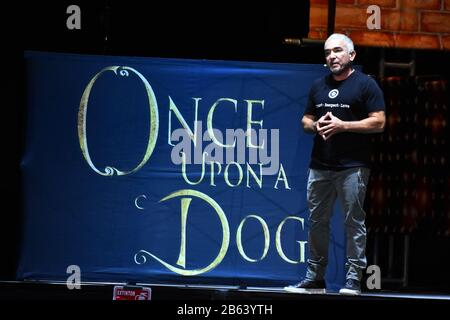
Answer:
[{"left": 324, "top": 39, "right": 355, "bottom": 75}]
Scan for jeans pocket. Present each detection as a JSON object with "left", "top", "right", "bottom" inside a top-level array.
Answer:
[{"left": 357, "top": 168, "right": 370, "bottom": 189}]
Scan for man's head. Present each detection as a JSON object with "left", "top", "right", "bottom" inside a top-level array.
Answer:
[{"left": 324, "top": 33, "right": 356, "bottom": 76}]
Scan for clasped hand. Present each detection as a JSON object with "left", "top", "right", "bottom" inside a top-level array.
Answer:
[{"left": 315, "top": 112, "right": 344, "bottom": 140}]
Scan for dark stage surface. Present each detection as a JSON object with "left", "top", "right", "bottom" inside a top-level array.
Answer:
[{"left": 1, "top": 281, "right": 449, "bottom": 303}]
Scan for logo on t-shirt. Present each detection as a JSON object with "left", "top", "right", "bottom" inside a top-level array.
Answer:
[{"left": 328, "top": 89, "right": 339, "bottom": 99}]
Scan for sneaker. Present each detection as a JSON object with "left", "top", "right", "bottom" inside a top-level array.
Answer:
[
  {"left": 339, "top": 279, "right": 361, "bottom": 296},
  {"left": 284, "top": 279, "right": 326, "bottom": 294}
]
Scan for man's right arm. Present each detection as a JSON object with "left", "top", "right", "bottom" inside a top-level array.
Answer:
[{"left": 302, "top": 114, "right": 317, "bottom": 134}]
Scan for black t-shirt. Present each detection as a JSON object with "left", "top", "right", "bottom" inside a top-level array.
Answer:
[{"left": 304, "top": 70, "right": 385, "bottom": 170}]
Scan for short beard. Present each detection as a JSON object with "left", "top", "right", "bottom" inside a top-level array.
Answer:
[{"left": 330, "top": 61, "right": 352, "bottom": 75}]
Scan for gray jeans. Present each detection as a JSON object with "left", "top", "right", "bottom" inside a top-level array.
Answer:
[{"left": 305, "top": 167, "right": 370, "bottom": 282}]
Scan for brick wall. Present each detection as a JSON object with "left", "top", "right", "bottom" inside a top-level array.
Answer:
[{"left": 309, "top": 0, "right": 450, "bottom": 50}]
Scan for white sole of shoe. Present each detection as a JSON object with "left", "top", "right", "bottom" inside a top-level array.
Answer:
[
  {"left": 339, "top": 288, "right": 361, "bottom": 296},
  {"left": 284, "top": 287, "right": 327, "bottom": 294}
]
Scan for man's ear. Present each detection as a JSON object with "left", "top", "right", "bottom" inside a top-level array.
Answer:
[{"left": 350, "top": 50, "right": 356, "bottom": 61}]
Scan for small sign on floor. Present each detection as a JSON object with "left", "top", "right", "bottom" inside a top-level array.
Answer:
[{"left": 113, "top": 285, "right": 152, "bottom": 300}]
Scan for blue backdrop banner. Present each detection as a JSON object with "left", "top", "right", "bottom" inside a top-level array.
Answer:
[{"left": 18, "top": 51, "right": 345, "bottom": 291}]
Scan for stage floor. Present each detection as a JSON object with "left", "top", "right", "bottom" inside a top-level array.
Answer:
[{"left": 1, "top": 281, "right": 449, "bottom": 302}]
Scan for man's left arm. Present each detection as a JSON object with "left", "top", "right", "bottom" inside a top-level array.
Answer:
[{"left": 318, "top": 111, "right": 385, "bottom": 140}]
